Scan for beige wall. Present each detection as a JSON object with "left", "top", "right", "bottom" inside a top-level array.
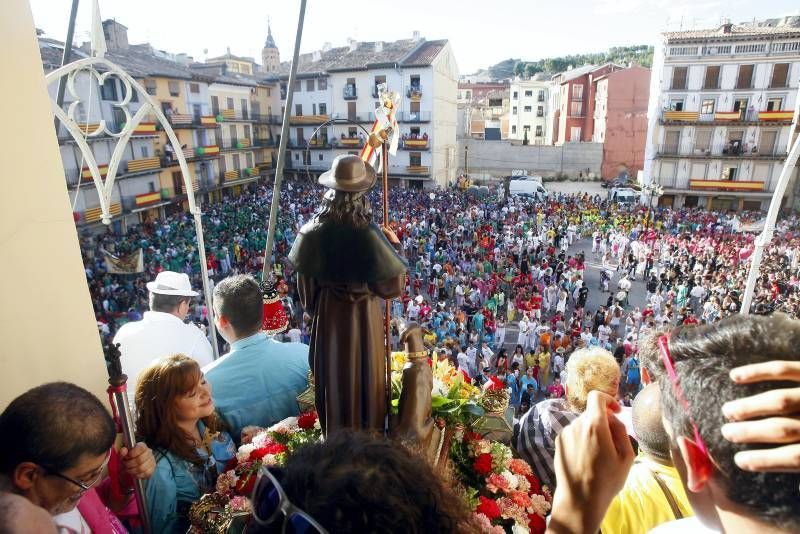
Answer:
[{"left": 0, "top": 0, "right": 108, "bottom": 407}]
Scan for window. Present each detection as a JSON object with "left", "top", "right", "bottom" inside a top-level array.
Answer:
[
  {"left": 410, "top": 75, "right": 420, "bottom": 90},
  {"left": 537, "top": 106, "right": 543, "bottom": 117},
  {"left": 348, "top": 127, "right": 357, "bottom": 137},
  {"left": 294, "top": 153, "right": 299, "bottom": 161},
  {"left": 570, "top": 101, "right": 582, "bottom": 116},
  {"left": 294, "top": 80, "right": 301, "bottom": 92},
  {"left": 318, "top": 78, "right": 327, "bottom": 90},
  {"left": 512, "top": 91, "right": 518, "bottom": 99},
  {"left": 771, "top": 63, "right": 789, "bottom": 88},
  {"left": 758, "top": 130, "right": 777, "bottom": 154},
  {"left": 524, "top": 106, "right": 532, "bottom": 112},
  {"left": 766, "top": 97, "right": 783, "bottom": 112},
  {"left": 246, "top": 153, "right": 254, "bottom": 168},
  {"left": 695, "top": 129, "right": 712, "bottom": 152},
  {"left": 295, "top": 104, "right": 302, "bottom": 116},
  {"left": 145, "top": 79, "right": 157, "bottom": 96},
  {"left": 100, "top": 78, "right": 118, "bottom": 101},
  {"left": 189, "top": 83, "right": 200, "bottom": 94},
  {"left": 168, "top": 81, "right": 180, "bottom": 97},
  {"left": 512, "top": 106, "right": 518, "bottom": 114},
  {"left": 409, "top": 151, "right": 422, "bottom": 166},
  {"left": 722, "top": 166, "right": 738, "bottom": 181},
  {"left": 306, "top": 79, "right": 315, "bottom": 91},
  {"left": 211, "top": 96, "right": 219, "bottom": 115},
  {"left": 700, "top": 98, "right": 715, "bottom": 114},
  {"left": 538, "top": 90, "right": 545, "bottom": 102},
  {"left": 523, "top": 125, "right": 531, "bottom": 134},
  {"left": 524, "top": 90, "right": 533, "bottom": 97},
  {"left": 511, "top": 125, "right": 517, "bottom": 134},
  {"left": 226, "top": 97, "right": 234, "bottom": 110},
  {"left": 241, "top": 99, "right": 248, "bottom": 119},
  {"left": 266, "top": 87, "right": 272, "bottom": 97},
  {"left": 489, "top": 98, "right": 503, "bottom": 107},
  {"left": 535, "top": 125, "right": 543, "bottom": 137},
  {"left": 669, "top": 99, "right": 684, "bottom": 111},
  {"left": 318, "top": 154, "right": 323, "bottom": 161},
  {"left": 319, "top": 103, "right": 327, "bottom": 115},
  {"left": 465, "top": 91, "right": 471, "bottom": 99},
  {"left": 571, "top": 84, "right": 584, "bottom": 100},
  {"left": 671, "top": 67, "right": 688, "bottom": 90},
  {"left": 570, "top": 127, "right": 582, "bottom": 142},
  {"left": 736, "top": 65, "right": 754, "bottom": 89},
  {"left": 140, "top": 145, "right": 149, "bottom": 157},
  {"left": 703, "top": 66, "right": 720, "bottom": 89},
  {"left": 732, "top": 98, "right": 749, "bottom": 113}
]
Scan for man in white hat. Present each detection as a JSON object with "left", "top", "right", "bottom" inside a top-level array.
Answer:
[{"left": 113, "top": 271, "right": 214, "bottom": 394}]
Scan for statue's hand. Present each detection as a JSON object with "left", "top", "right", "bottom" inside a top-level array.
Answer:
[{"left": 381, "top": 226, "right": 400, "bottom": 246}]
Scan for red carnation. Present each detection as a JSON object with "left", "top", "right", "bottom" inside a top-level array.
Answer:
[
  {"left": 473, "top": 453, "right": 494, "bottom": 475},
  {"left": 464, "top": 431, "right": 483, "bottom": 443},
  {"left": 234, "top": 472, "right": 257, "bottom": 495},
  {"left": 249, "top": 442, "right": 288, "bottom": 461},
  {"left": 297, "top": 410, "right": 318, "bottom": 430},
  {"left": 476, "top": 496, "right": 501, "bottom": 520},
  {"left": 525, "top": 474, "right": 541, "bottom": 496},
  {"left": 528, "top": 513, "right": 546, "bottom": 534}
]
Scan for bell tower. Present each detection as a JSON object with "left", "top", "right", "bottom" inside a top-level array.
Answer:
[{"left": 261, "top": 19, "right": 280, "bottom": 73}]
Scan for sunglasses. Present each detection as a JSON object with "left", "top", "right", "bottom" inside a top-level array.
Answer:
[
  {"left": 42, "top": 449, "right": 112, "bottom": 496},
  {"left": 657, "top": 334, "right": 709, "bottom": 458},
  {"left": 251, "top": 467, "right": 328, "bottom": 534}
]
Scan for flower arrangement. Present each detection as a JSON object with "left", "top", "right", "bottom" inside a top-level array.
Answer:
[
  {"left": 450, "top": 430, "right": 551, "bottom": 533},
  {"left": 188, "top": 411, "right": 322, "bottom": 532}
]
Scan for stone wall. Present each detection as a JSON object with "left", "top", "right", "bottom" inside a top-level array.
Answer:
[{"left": 459, "top": 138, "right": 603, "bottom": 182}]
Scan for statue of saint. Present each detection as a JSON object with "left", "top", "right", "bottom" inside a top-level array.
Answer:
[{"left": 288, "top": 155, "right": 407, "bottom": 433}]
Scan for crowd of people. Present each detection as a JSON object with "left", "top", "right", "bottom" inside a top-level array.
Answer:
[{"left": 3, "top": 173, "right": 800, "bottom": 533}]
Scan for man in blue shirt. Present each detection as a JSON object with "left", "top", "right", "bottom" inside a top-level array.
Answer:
[{"left": 203, "top": 275, "right": 309, "bottom": 442}]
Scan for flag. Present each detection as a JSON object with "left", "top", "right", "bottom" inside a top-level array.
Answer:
[
  {"left": 103, "top": 249, "right": 144, "bottom": 274},
  {"left": 360, "top": 83, "right": 400, "bottom": 171}
]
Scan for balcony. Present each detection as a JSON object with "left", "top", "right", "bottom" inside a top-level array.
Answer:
[
  {"left": 160, "top": 146, "right": 197, "bottom": 167},
  {"left": 406, "top": 165, "right": 430, "bottom": 175},
  {"left": 222, "top": 170, "right": 240, "bottom": 182},
  {"left": 407, "top": 85, "right": 423, "bottom": 101},
  {"left": 168, "top": 114, "right": 194, "bottom": 128},
  {"left": 80, "top": 164, "right": 108, "bottom": 183},
  {"left": 343, "top": 85, "right": 358, "bottom": 100},
  {"left": 288, "top": 114, "right": 329, "bottom": 125},
  {"left": 655, "top": 144, "right": 682, "bottom": 156},
  {"left": 401, "top": 136, "right": 429, "bottom": 150},
  {"left": 331, "top": 112, "right": 372, "bottom": 123},
  {"left": 337, "top": 137, "right": 364, "bottom": 148},
  {"left": 254, "top": 113, "right": 282, "bottom": 124},
  {"left": 289, "top": 138, "right": 332, "bottom": 149},
  {"left": 655, "top": 143, "right": 787, "bottom": 160},
  {"left": 134, "top": 191, "right": 163, "bottom": 208},
  {"left": 195, "top": 145, "right": 220, "bottom": 158},
  {"left": 252, "top": 138, "right": 275, "bottom": 148},
  {"left": 689, "top": 179, "right": 765, "bottom": 192},
  {"left": 216, "top": 109, "right": 254, "bottom": 122},
  {"left": 220, "top": 138, "right": 253, "bottom": 151},
  {"left": 397, "top": 111, "right": 431, "bottom": 123},
  {"left": 196, "top": 116, "right": 219, "bottom": 128},
  {"left": 660, "top": 109, "right": 789, "bottom": 125},
  {"left": 82, "top": 202, "right": 122, "bottom": 224}
]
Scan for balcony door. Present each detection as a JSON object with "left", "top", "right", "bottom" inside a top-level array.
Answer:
[
  {"left": 664, "top": 130, "right": 680, "bottom": 154},
  {"left": 347, "top": 102, "right": 356, "bottom": 121},
  {"left": 757, "top": 131, "right": 777, "bottom": 155},
  {"left": 296, "top": 127, "right": 305, "bottom": 146}
]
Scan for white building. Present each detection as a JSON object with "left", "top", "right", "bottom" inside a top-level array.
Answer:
[
  {"left": 508, "top": 74, "right": 550, "bottom": 144},
  {"left": 643, "top": 20, "right": 800, "bottom": 211},
  {"left": 271, "top": 34, "right": 458, "bottom": 189}
]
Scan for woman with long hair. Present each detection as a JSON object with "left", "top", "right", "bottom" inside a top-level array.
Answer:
[{"left": 135, "top": 354, "right": 236, "bottom": 533}]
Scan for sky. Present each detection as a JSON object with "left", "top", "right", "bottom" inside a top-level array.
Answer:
[{"left": 29, "top": 0, "right": 800, "bottom": 74}]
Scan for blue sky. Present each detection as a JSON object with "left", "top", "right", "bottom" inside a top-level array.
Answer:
[{"left": 29, "top": 0, "right": 799, "bottom": 74}]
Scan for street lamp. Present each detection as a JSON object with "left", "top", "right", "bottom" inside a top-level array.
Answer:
[{"left": 641, "top": 183, "right": 664, "bottom": 228}]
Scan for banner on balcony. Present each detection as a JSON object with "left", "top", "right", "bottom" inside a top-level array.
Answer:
[{"left": 102, "top": 249, "right": 144, "bottom": 274}]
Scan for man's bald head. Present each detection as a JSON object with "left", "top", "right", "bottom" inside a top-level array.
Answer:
[
  {"left": 632, "top": 383, "right": 671, "bottom": 462},
  {"left": 0, "top": 493, "right": 56, "bottom": 533}
]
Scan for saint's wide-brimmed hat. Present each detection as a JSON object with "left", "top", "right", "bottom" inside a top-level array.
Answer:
[{"left": 318, "top": 154, "right": 377, "bottom": 192}]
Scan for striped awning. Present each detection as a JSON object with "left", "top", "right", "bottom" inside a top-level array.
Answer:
[
  {"left": 663, "top": 111, "right": 699, "bottom": 121},
  {"left": 84, "top": 202, "right": 122, "bottom": 223},
  {"left": 689, "top": 179, "right": 764, "bottom": 191}
]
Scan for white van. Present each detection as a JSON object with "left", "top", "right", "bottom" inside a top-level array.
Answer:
[
  {"left": 609, "top": 187, "right": 638, "bottom": 205},
  {"left": 508, "top": 176, "right": 547, "bottom": 201}
]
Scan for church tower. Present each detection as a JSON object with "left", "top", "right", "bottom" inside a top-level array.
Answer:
[{"left": 261, "top": 20, "right": 280, "bottom": 73}]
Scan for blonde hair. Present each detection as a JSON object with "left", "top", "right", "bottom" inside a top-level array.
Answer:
[{"left": 565, "top": 347, "right": 620, "bottom": 412}]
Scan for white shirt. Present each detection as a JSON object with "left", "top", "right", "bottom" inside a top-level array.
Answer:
[{"left": 114, "top": 311, "right": 214, "bottom": 393}]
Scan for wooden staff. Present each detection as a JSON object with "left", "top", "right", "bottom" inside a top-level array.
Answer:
[{"left": 382, "top": 142, "right": 393, "bottom": 432}]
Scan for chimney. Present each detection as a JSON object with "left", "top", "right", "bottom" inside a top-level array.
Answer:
[
  {"left": 722, "top": 19, "right": 733, "bottom": 33},
  {"left": 322, "top": 42, "right": 332, "bottom": 52},
  {"left": 226, "top": 46, "right": 232, "bottom": 55},
  {"left": 312, "top": 49, "right": 322, "bottom": 62},
  {"left": 412, "top": 30, "right": 421, "bottom": 42},
  {"left": 102, "top": 19, "right": 129, "bottom": 50},
  {"left": 347, "top": 38, "right": 358, "bottom": 52},
  {"left": 375, "top": 41, "right": 384, "bottom": 53}
]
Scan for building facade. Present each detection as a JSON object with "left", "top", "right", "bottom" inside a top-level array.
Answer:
[
  {"left": 643, "top": 20, "right": 800, "bottom": 211},
  {"left": 457, "top": 81, "right": 509, "bottom": 140},
  {"left": 592, "top": 66, "right": 650, "bottom": 179},
  {"left": 508, "top": 74, "right": 550, "bottom": 144},
  {"left": 552, "top": 64, "right": 622, "bottom": 145}
]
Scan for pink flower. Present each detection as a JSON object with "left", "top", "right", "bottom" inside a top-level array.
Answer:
[
  {"left": 230, "top": 496, "right": 251, "bottom": 512},
  {"left": 508, "top": 458, "right": 533, "bottom": 477},
  {"left": 497, "top": 497, "right": 528, "bottom": 526},
  {"left": 473, "top": 513, "right": 505, "bottom": 534},
  {"left": 485, "top": 473, "right": 511, "bottom": 494},
  {"left": 509, "top": 490, "right": 532, "bottom": 510}
]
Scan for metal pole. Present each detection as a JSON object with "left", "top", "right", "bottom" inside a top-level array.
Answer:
[
  {"left": 740, "top": 130, "right": 800, "bottom": 314},
  {"left": 54, "top": 0, "right": 80, "bottom": 133},
  {"left": 262, "top": 0, "right": 307, "bottom": 280},
  {"left": 193, "top": 211, "right": 220, "bottom": 359}
]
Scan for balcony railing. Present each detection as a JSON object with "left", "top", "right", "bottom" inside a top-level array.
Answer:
[
  {"left": 253, "top": 113, "right": 282, "bottom": 124},
  {"left": 195, "top": 145, "right": 220, "bottom": 157},
  {"left": 337, "top": 137, "right": 364, "bottom": 148},
  {"left": 397, "top": 111, "right": 431, "bottom": 123},
  {"left": 252, "top": 138, "right": 275, "bottom": 148},
  {"left": 401, "top": 136, "right": 429, "bottom": 150},
  {"left": 689, "top": 179, "right": 765, "bottom": 192},
  {"left": 655, "top": 144, "right": 682, "bottom": 156},
  {"left": 216, "top": 109, "right": 255, "bottom": 122},
  {"left": 407, "top": 85, "right": 423, "bottom": 100},
  {"left": 343, "top": 85, "right": 358, "bottom": 100},
  {"left": 656, "top": 143, "right": 786, "bottom": 159},
  {"left": 197, "top": 115, "right": 219, "bottom": 128},
  {"left": 82, "top": 202, "right": 122, "bottom": 224},
  {"left": 222, "top": 170, "right": 240, "bottom": 182},
  {"left": 661, "top": 109, "right": 778, "bottom": 123},
  {"left": 331, "top": 112, "right": 372, "bottom": 123},
  {"left": 220, "top": 138, "right": 254, "bottom": 151},
  {"left": 168, "top": 114, "right": 194, "bottom": 128},
  {"left": 288, "top": 114, "right": 329, "bottom": 125},
  {"left": 406, "top": 165, "right": 430, "bottom": 175},
  {"left": 125, "top": 157, "right": 161, "bottom": 174}
]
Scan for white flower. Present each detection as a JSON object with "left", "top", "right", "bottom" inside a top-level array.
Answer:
[
  {"left": 268, "top": 416, "right": 299, "bottom": 434},
  {"left": 236, "top": 444, "right": 256, "bottom": 462},
  {"left": 501, "top": 470, "right": 519, "bottom": 490},
  {"left": 251, "top": 432, "right": 272, "bottom": 448},
  {"left": 529, "top": 494, "right": 551, "bottom": 517},
  {"left": 314, "top": 418, "right": 322, "bottom": 430},
  {"left": 432, "top": 378, "right": 449, "bottom": 397},
  {"left": 512, "top": 524, "right": 530, "bottom": 534}
]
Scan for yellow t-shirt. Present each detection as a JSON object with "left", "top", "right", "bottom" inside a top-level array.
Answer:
[{"left": 600, "top": 455, "right": 693, "bottom": 534}]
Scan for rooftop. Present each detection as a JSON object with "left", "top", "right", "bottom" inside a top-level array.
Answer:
[{"left": 664, "top": 21, "right": 800, "bottom": 42}]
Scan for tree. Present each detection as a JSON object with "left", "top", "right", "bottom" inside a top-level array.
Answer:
[
  {"left": 513, "top": 61, "right": 526, "bottom": 77},
  {"left": 525, "top": 63, "right": 543, "bottom": 78}
]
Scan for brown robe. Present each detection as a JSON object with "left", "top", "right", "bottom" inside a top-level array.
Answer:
[{"left": 290, "top": 220, "right": 407, "bottom": 434}]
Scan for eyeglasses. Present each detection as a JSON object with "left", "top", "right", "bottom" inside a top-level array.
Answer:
[
  {"left": 657, "top": 334, "right": 709, "bottom": 458},
  {"left": 41, "top": 450, "right": 112, "bottom": 496},
  {"left": 251, "top": 467, "right": 328, "bottom": 534}
]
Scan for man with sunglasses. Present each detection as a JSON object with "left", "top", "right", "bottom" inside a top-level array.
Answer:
[{"left": 0, "top": 382, "right": 155, "bottom": 529}]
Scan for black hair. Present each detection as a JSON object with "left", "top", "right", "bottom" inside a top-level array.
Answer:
[
  {"left": 0, "top": 383, "right": 115, "bottom": 474},
  {"left": 641, "top": 314, "right": 800, "bottom": 529},
  {"left": 213, "top": 274, "right": 263, "bottom": 336},
  {"left": 251, "top": 431, "right": 476, "bottom": 533}
]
